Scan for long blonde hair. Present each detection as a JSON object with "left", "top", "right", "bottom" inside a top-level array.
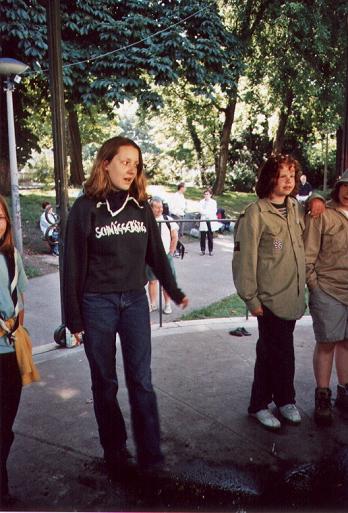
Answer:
[
  {"left": 0, "top": 195, "right": 14, "bottom": 255},
  {"left": 84, "top": 136, "right": 148, "bottom": 202}
]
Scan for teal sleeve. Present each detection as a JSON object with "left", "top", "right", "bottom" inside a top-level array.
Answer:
[{"left": 15, "top": 250, "right": 29, "bottom": 294}]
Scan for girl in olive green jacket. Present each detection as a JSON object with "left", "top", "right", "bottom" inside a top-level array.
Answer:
[{"left": 233, "top": 154, "right": 305, "bottom": 430}]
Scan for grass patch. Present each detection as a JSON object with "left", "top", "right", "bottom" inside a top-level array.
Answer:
[
  {"left": 181, "top": 293, "right": 248, "bottom": 320},
  {"left": 24, "top": 264, "right": 42, "bottom": 278},
  {"left": 7, "top": 191, "right": 57, "bottom": 253},
  {"left": 181, "top": 290, "right": 310, "bottom": 321}
]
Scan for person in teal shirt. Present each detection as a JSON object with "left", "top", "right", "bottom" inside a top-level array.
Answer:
[{"left": 0, "top": 195, "right": 28, "bottom": 505}]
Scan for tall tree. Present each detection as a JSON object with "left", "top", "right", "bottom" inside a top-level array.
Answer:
[
  {"left": 246, "top": 0, "right": 347, "bottom": 157},
  {"left": 1, "top": 0, "right": 240, "bottom": 187}
]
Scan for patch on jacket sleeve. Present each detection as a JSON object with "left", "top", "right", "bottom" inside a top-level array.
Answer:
[
  {"left": 234, "top": 241, "right": 240, "bottom": 251},
  {"left": 273, "top": 238, "right": 283, "bottom": 250}
]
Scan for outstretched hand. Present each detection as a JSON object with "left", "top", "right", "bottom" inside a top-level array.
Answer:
[{"left": 179, "top": 296, "right": 189, "bottom": 309}]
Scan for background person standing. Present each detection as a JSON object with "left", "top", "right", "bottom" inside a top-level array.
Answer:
[
  {"left": 169, "top": 182, "right": 187, "bottom": 238},
  {"left": 198, "top": 188, "right": 220, "bottom": 256},
  {"left": 146, "top": 197, "right": 179, "bottom": 315}
]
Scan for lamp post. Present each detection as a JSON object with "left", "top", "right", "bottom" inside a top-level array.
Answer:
[{"left": 0, "top": 57, "right": 28, "bottom": 254}]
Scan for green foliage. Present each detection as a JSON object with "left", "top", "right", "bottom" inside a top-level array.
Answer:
[
  {"left": 1, "top": 0, "right": 348, "bottom": 193},
  {"left": 226, "top": 159, "right": 256, "bottom": 193},
  {"left": 24, "top": 152, "right": 55, "bottom": 187}
]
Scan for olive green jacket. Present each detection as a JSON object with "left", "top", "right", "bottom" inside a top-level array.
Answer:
[
  {"left": 232, "top": 197, "right": 306, "bottom": 320},
  {"left": 304, "top": 200, "right": 348, "bottom": 305}
]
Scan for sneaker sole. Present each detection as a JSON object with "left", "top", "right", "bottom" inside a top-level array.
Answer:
[
  {"left": 249, "top": 413, "right": 281, "bottom": 431},
  {"left": 279, "top": 415, "right": 301, "bottom": 425}
]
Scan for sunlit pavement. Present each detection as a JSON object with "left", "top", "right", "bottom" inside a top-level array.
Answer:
[{"left": 6, "top": 315, "right": 348, "bottom": 512}]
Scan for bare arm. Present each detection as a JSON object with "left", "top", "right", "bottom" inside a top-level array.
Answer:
[{"left": 169, "top": 229, "right": 178, "bottom": 255}]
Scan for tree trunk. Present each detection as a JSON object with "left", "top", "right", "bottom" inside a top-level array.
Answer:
[
  {"left": 213, "top": 97, "right": 237, "bottom": 195},
  {"left": 0, "top": 160, "right": 10, "bottom": 196},
  {"left": 187, "top": 116, "right": 203, "bottom": 163},
  {"left": 67, "top": 107, "right": 84, "bottom": 186},
  {"left": 273, "top": 89, "right": 294, "bottom": 153},
  {"left": 186, "top": 116, "right": 208, "bottom": 185}
]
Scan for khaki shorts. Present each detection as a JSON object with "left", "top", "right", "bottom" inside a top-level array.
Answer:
[
  {"left": 146, "top": 254, "right": 176, "bottom": 282},
  {"left": 309, "top": 286, "right": 348, "bottom": 343}
]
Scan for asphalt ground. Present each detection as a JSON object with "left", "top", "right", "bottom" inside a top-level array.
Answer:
[
  {"left": 4, "top": 316, "right": 348, "bottom": 513},
  {"left": 9, "top": 190, "right": 347, "bottom": 512}
]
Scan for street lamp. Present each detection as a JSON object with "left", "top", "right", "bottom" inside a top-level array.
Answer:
[{"left": 0, "top": 57, "right": 29, "bottom": 254}]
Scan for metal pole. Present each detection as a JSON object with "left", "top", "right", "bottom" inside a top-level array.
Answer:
[
  {"left": 323, "top": 133, "right": 328, "bottom": 191},
  {"left": 47, "top": 0, "right": 69, "bottom": 323},
  {"left": 5, "top": 81, "right": 23, "bottom": 253},
  {"left": 158, "top": 222, "right": 163, "bottom": 327}
]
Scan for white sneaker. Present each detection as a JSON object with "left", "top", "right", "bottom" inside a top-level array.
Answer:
[
  {"left": 149, "top": 304, "right": 158, "bottom": 312},
  {"left": 163, "top": 303, "right": 172, "bottom": 314},
  {"left": 250, "top": 409, "right": 281, "bottom": 430},
  {"left": 279, "top": 404, "right": 301, "bottom": 424}
]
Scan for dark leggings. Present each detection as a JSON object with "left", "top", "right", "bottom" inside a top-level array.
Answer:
[
  {"left": 0, "top": 352, "right": 22, "bottom": 497},
  {"left": 248, "top": 306, "right": 296, "bottom": 413},
  {"left": 200, "top": 222, "right": 213, "bottom": 253}
]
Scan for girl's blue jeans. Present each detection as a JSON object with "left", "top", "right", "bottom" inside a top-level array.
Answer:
[{"left": 82, "top": 288, "right": 163, "bottom": 466}]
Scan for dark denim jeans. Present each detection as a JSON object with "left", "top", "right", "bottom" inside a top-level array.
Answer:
[
  {"left": 248, "top": 306, "right": 296, "bottom": 413},
  {"left": 0, "top": 352, "right": 22, "bottom": 497},
  {"left": 82, "top": 288, "right": 163, "bottom": 466}
]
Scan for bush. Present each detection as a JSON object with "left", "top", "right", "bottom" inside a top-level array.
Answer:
[{"left": 225, "top": 147, "right": 257, "bottom": 192}]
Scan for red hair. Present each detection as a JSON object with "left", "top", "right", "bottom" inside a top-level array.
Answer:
[{"left": 256, "top": 154, "right": 302, "bottom": 199}]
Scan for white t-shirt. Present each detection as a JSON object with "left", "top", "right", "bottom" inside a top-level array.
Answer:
[
  {"left": 40, "top": 210, "right": 57, "bottom": 235},
  {"left": 156, "top": 215, "right": 179, "bottom": 253},
  {"left": 170, "top": 192, "right": 186, "bottom": 217}
]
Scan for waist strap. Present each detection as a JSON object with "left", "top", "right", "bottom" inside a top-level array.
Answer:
[{"left": 0, "top": 316, "right": 19, "bottom": 342}]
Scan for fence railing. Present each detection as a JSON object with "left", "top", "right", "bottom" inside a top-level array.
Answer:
[{"left": 155, "top": 217, "right": 241, "bottom": 327}]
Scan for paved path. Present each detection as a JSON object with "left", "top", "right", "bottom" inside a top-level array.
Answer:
[
  {"left": 26, "top": 232, "right": 236, "bottom": 348},
  {"left": 7, "top": 317, "right": 348, "bottom": 512}
]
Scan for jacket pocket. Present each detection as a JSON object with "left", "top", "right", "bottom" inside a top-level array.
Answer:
[
  {"left": 260, "top": 226, "right": 284, "bottom": 255},
  {"left": 322, "top": 224, "right": 347, "bottom": 251}
]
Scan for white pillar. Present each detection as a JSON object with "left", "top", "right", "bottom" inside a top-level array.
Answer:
[{"left": 6, "top": 85, "right": 23, "bottom": 254}]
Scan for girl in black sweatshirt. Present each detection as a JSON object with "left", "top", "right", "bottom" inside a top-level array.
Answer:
[{"left": 63, "top": 136, "right": 188, "bottom": 478}]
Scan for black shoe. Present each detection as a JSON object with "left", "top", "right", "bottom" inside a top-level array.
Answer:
[
  {"left": 335, "top": 384, "right": 348, "bottom": 411},
  {"left": 229, "top": 328, "right": 244, "bottom": 337},
  {"left": 104, "top": 448, "right": 135, "bottom": 481},
  {"left": 138, "top": 456, "right": 166, "bottom": 478}
]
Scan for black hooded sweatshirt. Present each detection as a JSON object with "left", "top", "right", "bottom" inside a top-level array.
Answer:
[{"left": 63, "top": 191, "right": 185, "bottom": 333}]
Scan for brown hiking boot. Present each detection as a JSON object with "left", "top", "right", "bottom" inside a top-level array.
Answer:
[
  {"left": 314, "top": 387, "right": 332, "bottom": 425},
  {"left": 335, "top": 384, "right": 348, "bottom": 411}
]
